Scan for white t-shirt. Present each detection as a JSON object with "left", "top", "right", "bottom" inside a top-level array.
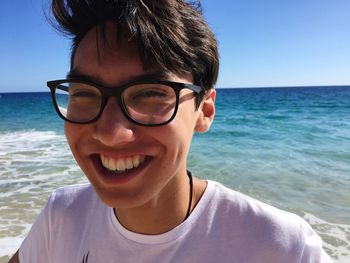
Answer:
[{"left": 19, "top": 180, "right": 332, "bottom": 263}]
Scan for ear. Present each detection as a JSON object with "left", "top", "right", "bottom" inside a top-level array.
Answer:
[{"left": 194, "top": 89, "right": 216, "bottom": 133}]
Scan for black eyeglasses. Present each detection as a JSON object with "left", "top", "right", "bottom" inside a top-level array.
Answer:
[{"left": 47, "top": 79, "right": 202, "bottom": 126}]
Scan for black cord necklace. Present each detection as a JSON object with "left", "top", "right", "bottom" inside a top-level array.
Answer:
[{"left": 183, "top": 170, "right": 193, "bottom": 221}]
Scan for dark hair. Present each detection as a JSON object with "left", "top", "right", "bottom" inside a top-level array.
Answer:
[{"left": 49, "top": 0, "right": 219, "bottom": 106}]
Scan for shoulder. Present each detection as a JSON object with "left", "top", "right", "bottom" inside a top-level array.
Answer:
[
  {"left": 206, "top": 181, "right": 328, "bottom": 261},
  {"left": 52, "top": 182, "right": 93, "bottom": 197},
  {"left": 47, "top": 183, "right": 101, "bottom": 215},
  {"left": 209, "top": 180, "right": 304, "bottom": 224},
  {"left": 40, "top": 183, "right": 109, "bottom": 236},
  {"left": 208, "top": 180, "right": 310, "bottom": 234}
]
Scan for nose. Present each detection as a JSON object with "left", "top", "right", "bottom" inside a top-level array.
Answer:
[{"left": 92, "top": 97, "right": 135, "bottom": 146}]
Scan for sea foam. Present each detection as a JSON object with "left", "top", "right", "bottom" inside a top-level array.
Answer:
[{"left": 0, "top": 130, "right": 86, "bottom": 260}]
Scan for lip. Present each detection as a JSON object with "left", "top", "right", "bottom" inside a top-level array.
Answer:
[{"left": 90, "top": 154, "right": 152, "bottom": 185}]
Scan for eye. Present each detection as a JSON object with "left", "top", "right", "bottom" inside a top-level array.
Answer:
[
  {"left": 130, "top": 85, "right": 173, "bottom": 100},
  {"left": 124, "top": 84, "right": 175, "bottom": 105},
  {"left": 69, "top": 84, "right": 100, "bottom": 99},
  {"left": 135, "top": 89, "right": 168, "bottom": 98}
]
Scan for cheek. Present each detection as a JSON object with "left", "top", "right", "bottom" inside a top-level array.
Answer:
[
  {"left": 157, "top": 108, "right": 197, "bottom": 161},
  {"left": 64, "top": 123, "right": 76, "bottom": 149},
  {"left": 64, "top": 123, "right": 86, "bottom": 160},
  {"left": 174, "top": 103, "right": 199, "bottom": 138}
]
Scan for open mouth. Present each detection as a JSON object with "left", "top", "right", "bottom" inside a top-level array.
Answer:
[
  {"left": 89, "top": 153, "right": 152, "bottom": 184},
  {"left": 100, "top": 154, "right": 147, "bottom": 174}
]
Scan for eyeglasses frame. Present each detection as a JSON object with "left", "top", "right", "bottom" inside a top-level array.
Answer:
[{"left": 47, "top": 79, "right": 203, "bottom": 126}]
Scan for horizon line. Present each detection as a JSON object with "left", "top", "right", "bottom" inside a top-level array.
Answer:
[{"left": 0, "top": 84, "right": 350, "bottom": 94}]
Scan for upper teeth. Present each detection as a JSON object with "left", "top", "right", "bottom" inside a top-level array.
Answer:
[{"left": 100, "top": 155, "right": 145, "bottom": 172}]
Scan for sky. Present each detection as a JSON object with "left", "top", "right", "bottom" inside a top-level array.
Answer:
[{"left": 1, "top": 0, "right": 350, "bottom": 92}]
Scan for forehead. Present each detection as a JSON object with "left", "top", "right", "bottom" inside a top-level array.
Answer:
[
  {"left": 72, "top": 24, "right": 193, "bottom": 85},
  {"left": 72, "top": 25, "right": 155, "bottom": 85}
]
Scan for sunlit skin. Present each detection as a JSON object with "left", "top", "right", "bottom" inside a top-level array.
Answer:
[{"left": 63, "top": 25, "right": 216, "bottom": 235}]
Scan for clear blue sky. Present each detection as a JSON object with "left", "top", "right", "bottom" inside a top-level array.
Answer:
[{"left": 1, "top": 0, "right": 350, "bottom": 92}]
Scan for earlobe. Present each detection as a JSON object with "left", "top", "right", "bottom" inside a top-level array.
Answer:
[{"left": 194, "top": 89, "right": 216, "bottom": 133}]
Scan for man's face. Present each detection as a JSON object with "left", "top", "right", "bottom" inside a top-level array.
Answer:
[{"left": 64, "top": 25, "right": 215, "bottom": 209}]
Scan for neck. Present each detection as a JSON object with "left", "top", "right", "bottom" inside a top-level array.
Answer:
[{"left": 114, "top": 175, "right": 206, "bottom": 235}]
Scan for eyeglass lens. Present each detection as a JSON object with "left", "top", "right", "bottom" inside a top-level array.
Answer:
[{"left": 54, "top": 82, "right": 177, "bottom": 125}]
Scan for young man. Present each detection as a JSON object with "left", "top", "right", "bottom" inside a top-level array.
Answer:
[{"left": 10, "top": 0, "right": 332, "bottom": 262}]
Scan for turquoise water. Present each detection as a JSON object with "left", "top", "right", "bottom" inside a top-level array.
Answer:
[{"left": 0, "top": 87, "right": 349, "bottom": 262}]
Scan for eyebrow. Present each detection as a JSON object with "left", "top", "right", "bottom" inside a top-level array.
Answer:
[{"left": 66, "top": 69, "right": 170, "bottom": 86}]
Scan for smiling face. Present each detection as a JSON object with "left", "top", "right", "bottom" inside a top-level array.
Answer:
[{"left": 64, "top": 25, "right": 215, "bottom": 211}]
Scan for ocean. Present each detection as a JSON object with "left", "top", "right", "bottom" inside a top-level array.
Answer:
[{"left": 0, "top": 87, "right": 349, "bottom": 262}]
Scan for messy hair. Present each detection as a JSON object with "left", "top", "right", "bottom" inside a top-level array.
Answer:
[{"left": 49, "top": 0, "right": 219, "bottom": 106}]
